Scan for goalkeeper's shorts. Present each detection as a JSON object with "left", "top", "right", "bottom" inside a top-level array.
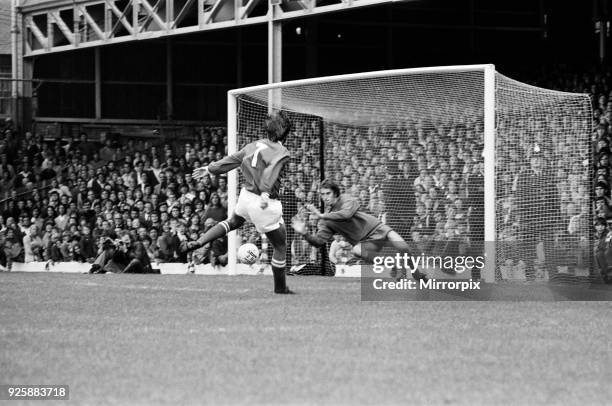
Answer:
[
  {"left": 235, "top": 188, "right": 284, "bottom": 233},
  {"left": 365, "top": 223, "right": 393, "bottom": 241}
]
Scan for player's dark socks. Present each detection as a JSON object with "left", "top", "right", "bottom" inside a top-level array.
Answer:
[
  {"left": 275, "top": 286, "right": 295, "bottom": 294},
  {"left": 272, "top": 263, "right": 290, "bottom": 293},
  {"left": 187, "top": 221, "right": 230, "bottom": 252},
  {"left": 412, "top": 269, "right": 428, "bottom": 281}
]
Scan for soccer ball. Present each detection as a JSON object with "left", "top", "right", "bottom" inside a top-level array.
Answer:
[{"left": 238, "top": 243, "right": 259, "bottom": 265}]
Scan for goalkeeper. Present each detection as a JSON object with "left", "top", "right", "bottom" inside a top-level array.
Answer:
[{"left": 293, "top": 179, "right": 427, "bottom": 280}]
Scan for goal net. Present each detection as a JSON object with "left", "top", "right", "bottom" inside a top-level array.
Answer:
[{"left": 227, "top": 65, "right": 593, "bottom": 282}]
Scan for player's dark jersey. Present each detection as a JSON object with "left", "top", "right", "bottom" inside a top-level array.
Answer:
[
  {"left": 314, "top": 194, "right": 382, "bottom": 245},
  {"left": 207, "top": 139, "right": 289, "bottom": 199}
]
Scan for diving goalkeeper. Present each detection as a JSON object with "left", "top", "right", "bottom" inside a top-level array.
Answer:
[{"left": 293, "top": 179, "right": 427, "bottom": 280}]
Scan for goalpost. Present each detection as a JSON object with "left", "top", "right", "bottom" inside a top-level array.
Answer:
[{"left": 226, "top": 64, "right": 593, "bottom": 283}]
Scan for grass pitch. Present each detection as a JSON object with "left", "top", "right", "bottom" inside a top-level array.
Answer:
[{"left": 1, "top": 273, "right": 611, "bottom": 405}]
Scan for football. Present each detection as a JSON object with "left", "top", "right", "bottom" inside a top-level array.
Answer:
[{"left": 238, "top": 243, "right": 260, "bottom": 265}]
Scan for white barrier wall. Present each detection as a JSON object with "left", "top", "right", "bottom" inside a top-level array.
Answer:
[
  {"left": 8, "top": 262, "right": 274, "bottom": 276},
  {"left": 6, "top": 262, "right": 472, "bottom": 279}
]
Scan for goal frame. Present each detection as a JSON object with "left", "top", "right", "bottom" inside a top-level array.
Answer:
[{"left": 227, "top": 64, "right": 497, "bottom": 282}]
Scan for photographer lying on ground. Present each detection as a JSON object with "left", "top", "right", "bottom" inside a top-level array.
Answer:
[{"left": 89, "top": 232, "right": 159, "bottom": 274}]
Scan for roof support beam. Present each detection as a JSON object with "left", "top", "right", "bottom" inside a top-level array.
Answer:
[
  {"left": 78, "top": 5, "right": 106, "bottom": 40},
  {"left": 49, "top": 11, "right": 76, "bottom": 44},
  {"left": 172, "top": 0, "right": 196, "bottom": 28},
  {"left": 108, "top": 0, "right": 135, "bottom": 36},
  {"left": 22, "top": 0, "right": 398, "bottom": 56},
  {"left": 138, "top": 0, "right": 168, "bottom": 32}
]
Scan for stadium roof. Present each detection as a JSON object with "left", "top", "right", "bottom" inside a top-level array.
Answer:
[
  {"left": 19, "top": 0, "right": 63, "bottom": 9},
  {"left": 18, "top": 0, "right": 402, "bottom": 56}
]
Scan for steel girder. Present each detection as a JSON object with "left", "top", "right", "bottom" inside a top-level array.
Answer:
[{"left": 20, "top": 0, "right": 394, "bottom": 56}]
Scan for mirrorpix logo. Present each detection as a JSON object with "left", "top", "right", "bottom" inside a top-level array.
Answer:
[{"left": 370, "top": 253, "right": 483, "bottom": 291}]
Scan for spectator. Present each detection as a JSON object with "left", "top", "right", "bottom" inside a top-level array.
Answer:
[
  {"left": 203, "top": 192, "right": 226, "bottom": 223},
  {"left": 329, "top": 235, "right": 354, "bottom": 265},
  {"left": 595, "top": 218, "right": 612, "bottom": 283},
  {"left": 79, "top": 226, "right": 97, "bottom": 262},
  {"left": 157, "top": 223, "right": 179, "bottom": 262},
  {"left": 90, "top": 233, "right": 157, "bottom": 274},
  {"left": 23, "top": 224, "right": 43, "bottom": 262},
  {"left": 5, "top": 228, "right": 23, "bottom": 263},
  {"left": 99, "top": 139, "right": 115, "bottom": 162},
  {"left": 0, "top": 231, "right": 7, "bottom": 271}
]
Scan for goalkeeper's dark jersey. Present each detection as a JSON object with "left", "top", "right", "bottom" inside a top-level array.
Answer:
[
  {"left": 313, "top": 195, "right": 381, "bottom": 245},
  {"left": 207, "top": 139, "right": 289, "bottom": 199}
]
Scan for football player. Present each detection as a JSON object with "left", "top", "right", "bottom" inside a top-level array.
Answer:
[{"left": 191, "top": 111, "right": 294, "bottom": 294}]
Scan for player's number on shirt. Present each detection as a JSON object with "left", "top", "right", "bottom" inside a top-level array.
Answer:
[{"left": 251, "top": 142, "right": 269, "bottom": 167}]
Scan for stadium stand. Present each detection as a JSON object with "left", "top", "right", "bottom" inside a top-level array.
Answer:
[
  {"left": 0, "top": 120, "right": 230, "bottom": 269},
  {"left": 0, "top": 65, "right": 607, "bottom": 276}
]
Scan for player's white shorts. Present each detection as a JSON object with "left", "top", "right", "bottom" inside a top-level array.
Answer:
[{"left": 235, "top": 188, "right": 284, "bottom": 233}]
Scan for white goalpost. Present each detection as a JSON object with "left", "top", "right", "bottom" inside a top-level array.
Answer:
[{"left": 226, "top": 64, "right": 592, "bottom": 282}]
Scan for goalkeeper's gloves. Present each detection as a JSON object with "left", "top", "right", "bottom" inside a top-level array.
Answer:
[
  {"left": 291, "top": 216, "right": 307, "bottom": 235},
  {"left": 260, "top": 192, "right": 270, "bottom": 209}
]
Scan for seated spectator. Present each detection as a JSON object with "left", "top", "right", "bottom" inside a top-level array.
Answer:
[
  {"left": 205, "top": 219, "right": 228, "bottom": 268},
  {"left": 0, "top": 231, "right": 7, "bottom": 271},
  {"left": 5, "top": 228, "right": 23, "bottom": 263},
  {"left": 55, "top": 205, "right": 69, "bottom": 230},
  {"left": 157, "top": 223, "right": 179, "bottom": 262},
  {"left": 79, "top": 226, "right": 97, "bottom": 262},
  {"left": 203, "top": 192, "right": 226, "bottom": 222},
  {"left": 45, "top": 228, "right": 63, "bottom": 263},
  {"left": 23, "top": 224, "right": 43, "bottom": 263},
  {"left": 329, "top": 235, "right": 354, "bottom": 265},
  {"left": 596, "top": 196, "right": 612, "bottom": 219},
  {"left": 59, "top": 231, "right": 75, "bottom": 261}
]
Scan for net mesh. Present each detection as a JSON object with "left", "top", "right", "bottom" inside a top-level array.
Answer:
[
  {"left": 495, "top": 73, "right": 593, "bottom": 282},
  {"left": 230, "top": 68, "right": 592, "bottom": 281}
]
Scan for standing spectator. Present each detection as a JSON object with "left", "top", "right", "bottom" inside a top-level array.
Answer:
[
  {"left": 99, "top": 139, "right": 115, "bottom": 162},
  {"left": 516, "top": 154, "right": 561, "bottom": 275},
  {"left": 382, "top": 160, "right": 414, "bottom": 240},
  {"left": 77, "top": 132, "right": 96, "bottom": 160},
  {"left": 595, "top": 218, "right": 612, "bottom": 283}
]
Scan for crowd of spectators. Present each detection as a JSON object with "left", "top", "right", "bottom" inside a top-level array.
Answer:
[
  {"left": 580, "top": 66, "right": 612, "bottom": 280},
  {"left": 278, "top": 115, "right": 484, "bottom": 272},
  {"left": 0, "top": 65, "right": 608, "bottom": 277},
  {"left": 283, "top": 67, "right": 597, "bottom": 277},
  {"left": 0, "top": 119, "right": 230, "bottom": 270}
]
